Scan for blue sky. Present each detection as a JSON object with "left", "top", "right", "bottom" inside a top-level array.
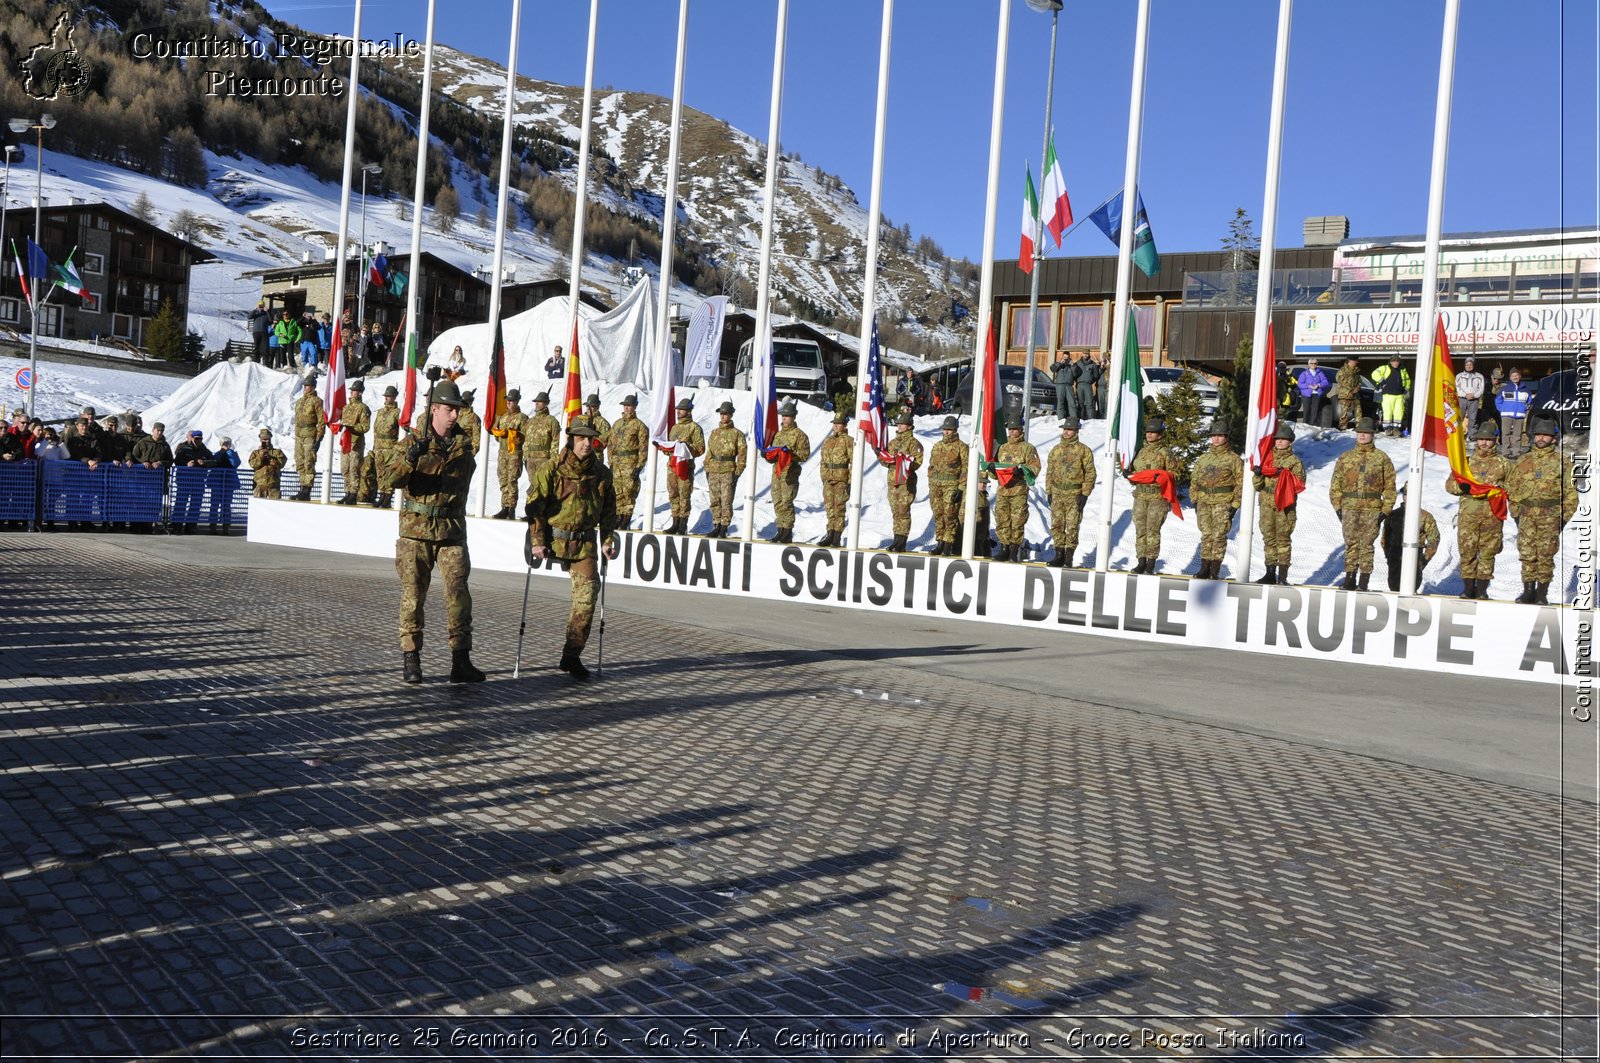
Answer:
[{"left": 288, "top": 0, "right": 1599, "bottom": 264}]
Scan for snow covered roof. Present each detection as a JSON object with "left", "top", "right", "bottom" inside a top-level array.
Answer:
[{"left": 1, "top": 201, "right": 217, "bottom": 262}]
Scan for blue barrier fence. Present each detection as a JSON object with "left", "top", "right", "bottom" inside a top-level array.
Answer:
[
  {"left": 0, "top": 461, "right": 37, "bottom": 522},
  {"left": 4, "top": 460, "right": 263, "bottom": 530}
]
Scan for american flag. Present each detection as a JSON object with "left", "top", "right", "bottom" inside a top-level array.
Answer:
[{"left": 859, "top": 317, "right": 885, "bottom": 452}]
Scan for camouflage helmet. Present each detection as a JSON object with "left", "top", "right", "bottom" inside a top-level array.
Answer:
[
  {"left": 894, "top": 410, "right": 914, "bottom": 426},
  {"left": 1273, "top": 423, "right": 1294, "bottom": 442},
  {"left": 941, "top": 415, "right": 960, "bottom": 431},
  {"left": 716, "top": 400, "right": 736, "bottom": 415},
  {"left": 1060, "top": 417, "right": 1081, "bottom": 431},
  {"left": 1470, "top": 421, "right": 1499, "bottom": 442},
  {"left": 429, "top": 379, "right": 469, "bottom": 409},
  {"left": 778, "top": 401, "right": 798, "bottom": 417},
  {"left": 566, "top": 421, "right": 600, "bottom": 439},
  {"left": 1354, "top": 416, "right": 1377, "bottom": 434}
]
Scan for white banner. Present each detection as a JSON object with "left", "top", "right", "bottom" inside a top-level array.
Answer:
[
  {"left": 1294, "top": 303, "right": 1598, "bottom": 357},
  {"left": 683, "top": 296, "right": 728, "bottom": 385}
]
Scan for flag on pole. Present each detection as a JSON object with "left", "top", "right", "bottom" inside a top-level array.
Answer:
[
  {"left": 645, "top": 345, "right": 676, "bottom": 447},
  {"left": 387, "top": 270, "right": 407, "bottom": 297},
  {"left": 1087, "top": 189, "right": 1161, "bottom": 278},
  {"left": 368, "top": 252, "right": 390, "bottom": 289},
  {"left": 859, "top": 317, "right": 887, "bottom": 452},
  {"left": 1018, "top": 164, "right": 1040, "bottom": 274},
  {"left": 1421, "top": 315, "right": 1508, "bottom": 520},
  {"left": 483, "top": 313, "right": 507, "bottom": 430},
  {"left": 11, "top": 239, "right": 50, "bottom": 305},
  {"left": 752, "top": 332, "right": 777, "bottom": 457},
  {"left": 1111, "top": 315, "right": 1142, "bottom": 470},
  {"left": 323, "top": 316, "right": 349, "bottom": 451},
  {"left": 1248, "top": 324, "right": 1279, "bottom": 471},
  {"left": 1039, "top": 130, "right": 1073, "bottom": 245},
  {"left": 398, "top": 329, "right": 420, "bottom": 428},
  {"left": 562, "top": 320, "right": 583, "bottom": 426},
  {"left": 51, "top": 249, "right": 90, "bottom": 299},
  {"left": 977, "top": 319, "right": 998, "bottom": 462}
]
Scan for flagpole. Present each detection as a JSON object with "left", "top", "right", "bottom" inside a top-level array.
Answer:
[
  {"left": 1232, "top": 0, "right": 1293, "bottom": 583},
  {"left": 645, "top": 0, "right": 691, "bottom": 535},
  {"left": 321, "top": 0, "right": 363, "bottom": 504},
  {"left": 1092, "top": 0, "right": 1152, "bottom": 571},
  {"left": 742, "top": 0, "right": 789, "bottom": 541},
  {"left": 846, "top": 0, "right": 895, "bottom": 552},
  {"left": 959, "top": 0, "right": 1012, "bottom": 559},
  {"left": 473, "top": 0, "right": 523, "bottom": 518},
  {"left": 1399, "top": 0, "right": 1460, "bottom": 595},
  {"left": 1018, "top": 0, "right": 1062, "bottom": 428},
  {"left": 400, "top": 0, "right": 437, "bottom": 433},
  {"left": 567, "top": 0, "right": 600, "bottom": 406}
]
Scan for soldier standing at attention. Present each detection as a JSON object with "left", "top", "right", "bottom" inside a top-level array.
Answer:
[
  {"left": 1334, "top": 355, "right": 1362, "bottom": 431},
  {"left": 764, "top": 401, "right": 810, "bottom": 543},
  {"left": 1506, "top": 413, "right": 1577, "bottom": 604},
  {"left": 293, "top": 372, "right": 324, "bottom": 501},
  {"left": 1447, "top": 421, "right": 1510, "bottom": 600},
  {"left": 457, "top": 389, "right": 483, "bottom": 456},
  {"left": 607, "top": 394, "right": 649, "bottom": 529},
  {"left": 577, "top": 393, "right": 612, "bottom": 456},
  {"left": 249, "top": 428, "right": 287, "bottom": 499},
  {"left": 1382, "top": 486, "right": 1440, "bottom": 594},
  {"left": 387, "top": 379, "right": 483, "bottom": 685},
  {"left": 369, "top": 385, "right": 401, "bottom": 509},
  {"left": 664, "top": 398, "right": 705, "bottom": 535},
  {"left": 1045, "top": 416, "right": 1095, "bottom": 568},
  {"left": 704, "top": 400, "right": 747, "bottom": 538},
  {"left": 1129, "top": 417, "right": 1183, "bottom": 574},
  {"left": 525, "top": 421, "right": 618, "bottom": 680},
  {"left": 335, "top": 379, "right": 371, "bottom": 505},
  {"left": 882, "top": 410, "right": 923, "bottom": 552},
  {"left": 1188, "top": 420, "right": 1243, "bottom": 580},
  {"left": 1328, "top": 416, "right": 1396, "bottom": 590},
  {"left": 990, "top": 414, "right": 1040, "bottom": 562},
  {"left": 1254, "top": 423, "right": 1304, "bottom": 585},
  {"left": 489, "top": 388, "right": 529, "bottom": 520},
  {"left": 817, "top": 411, "right": 853, "bottom": 547},
  {"left": 522, "top": 391, "right": 562, "bottom": 494},
  {"left": 925, "top": 415, "right": 970, "bottom": 556}
]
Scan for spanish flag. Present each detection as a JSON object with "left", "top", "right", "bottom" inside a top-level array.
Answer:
[
  {"left": 1420, "top": 316, "right": 1507, "bottom": 520},
  {"left": 562, "top": 320, "right": 583, "bottom": 427}
]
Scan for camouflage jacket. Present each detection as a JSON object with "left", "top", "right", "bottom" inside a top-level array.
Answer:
[
  {"left": 927, "top": 438, "right": 970, "bottom": 485},
  {"left": 670, "top": 418, "right": 706, "bottom": 463},
  {"left": 1507, "top": 443, "right": 1577, "bottom": 523},
  {"left": 766, "top": 424, "right": 811, "bottom": 483},
  {"left": 885, "top": 429, "right": 923, "bottom": 487},
  {"left": 1253, "top": 448, "right": 1305, "bottom": 495},
  {"left": 457, "top": 407, "right": 482, "bottom": 455},
  {"left": 608, "top": 414, "right": 649, "bottom": 469},
  {"left": 339, "top": 398, "right": 371, "bottom": 447},
  {"left": 706, "top": 425, "right": 747, "bottom": 477},
  {"left": 294, "top": 394, "right": 326, "bottom": 444},
  {"left": 1445, "top": 451, "right": 1510, "bottom": 515},
  {"left": 522, "top": 411, "right": 561, "bottom": 465},
  {"left": 818, "top": 432, "right": 854, "bottom": 484},
  {"left": 387, "top": 426, "right": 476, "bottom": 543},
  {"left": 1046, "top": 439, "right": 1095, "bottom": 499},
  {"left": 993, "top": 439, "right": 1040, "bottom": 496},
  {"left": 249, "top": 445, "right": 286, "bottom": 486},
  {"left": 1190, "top": 444, "right": 1243, "bottom": 509},
  {"left": 1131, "top": 442, "right": 1183, "bottom": 497},
  {"left": 372, "top": 404, "right": 401, "bottom": 446},
  {"left": 1334, "top": 363, "right": 1361, "bottom": 398},
  {"left": 526, "top": 449, "right": 616, "bottom": 562},
  {"left": 491, "top": 411, "right": 529, "bottom": 457},
  {"left": 1329, "top": 441, "right": 1396, "bottom": 512}
]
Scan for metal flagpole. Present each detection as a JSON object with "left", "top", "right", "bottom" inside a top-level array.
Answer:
[
  {"left": 846, "top": 0, "right": 895, "bottom": 553},
  {"left": 958, "top": 0, "right": 1012, "bottom": 559},
  {"left": 1018, "top": 0, "right": 1062, "bottom": 427},
  {"left": 321, "top": 0, "right": 363, "bottom": 504},
  {"left": 646, "top": 0, "right": 691, "bottom": 535},
  {"left": 1092, "top": 0, "right": 1152, "bottom": 570},
  {"left": 401, "top": 0, "right": 437, "bottom": 437},
  {"left": 1233, "top": 0, "right": 1294, "bottom": 583},
  {"left": 742, "top": 0, "right": 789, "bottom": 541},
  {"left": 473, "top": 0, "right": 524, "bottom": 517},
  {"left": 1399, "top": 0, "right": 1461, "bottom": 595},
  {"left": 566, "top": 0, "right": 600, "bottom": 390}
]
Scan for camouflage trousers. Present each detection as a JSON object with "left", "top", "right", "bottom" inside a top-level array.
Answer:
[
  {"left": 888, "top": 482, "right": 914, "bottom": 537},
  {"left": 612, "top": 463, "right": 642, "bottom": 525},
  {"left": 994, "top": 489, "right": 1028, "bottom": 546},
  {"left": 930, "top": 483, "right": 963, "bottom": 542},
  {"left": 1458, "top": 506, "right": 1504, "bottom": 580},
  {"left": 1195, "top": 503, "right": 1234, "bottom": 561},
  {"left": 373, "top": 443, "right": 399, "bottom": 494},
  {"left": 708, "top": 472, "right": 736, "bottom": 526},
  {"left": 822, "top": 480, "right": 849, "bottom": 532},
  {"left": 1515, "top": 506, "right": 1561, "bottom": 582},
  {"left": 771, "top": 475, "right": 800, "bottom": 530},
  {"left": 668, "top": 469, "right": 694, "bottom": 521},
  {"left": 1336, "top": 392, "right": 1359, "bottom": 430},
  {"left": 395, "top": 537, "right": 472, "bottom": 652},
  {"left": 340, "top": 443, "right": 366, "bottom": 499},
  {"left": 1340, "top": 506, "right": 1383, "bottom": 573},
  {"left": 523, "top": 458, "right": 552, "bottom": 509},
  {"left": 294, "top": 438, "right": 319, "bottom": 493},
  {"left": 498, "top": 449, "right": 523, "bottom": 510},
  {"left": 1050, "top": 493, "right": 1085, "bottom": 551},
  {"left": 1258, "top": 494, "right": 1296, "bottom": 567},
  {"left": 561, "top": 555, "right": 601, "bottom": 653},
  {"left": 1132, "top": 492, "right": 1170, "bottom": 558},
  {"left": 253, "top": 478, "right": 281, "bottom": 500}
]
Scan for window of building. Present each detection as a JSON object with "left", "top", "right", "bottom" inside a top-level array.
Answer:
[
  {"left": 1009, "top": 306, "right": 1051, "bottom": 348},
  {"left": 0, "top": 297, "right": 16, "bottom": 323},
  {"left": 1058, "top": 305, "right": 1103, "bottom": 348},
  {"left": 79, "top": 291, "right": 99, "bottom": 313},
  {"left": 111, "top": 313, "right": 133, "bottom": 339},
  {"left": 82, "top": 252, "right": 103, "bottom": 275}
]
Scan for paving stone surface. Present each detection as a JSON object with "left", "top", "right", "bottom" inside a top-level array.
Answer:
[{"left": 0, "top": 536, "right": 1594, "bottom": 1060}]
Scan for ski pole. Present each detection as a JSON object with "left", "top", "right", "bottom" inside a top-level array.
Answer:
[
  {"left": 512, "top": 562, "right": 533, "bottom": 678},
  {"left": 595, "top": 535, "right": 608, "bottom": 679}
]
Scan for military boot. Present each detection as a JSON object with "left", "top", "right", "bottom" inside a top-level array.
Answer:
[
  {"left": 378, "top": 492, "right": 393, "bottom": 509},
  {"left": 1053, "top": 550, "right": 1071, "bottom": 569},
  {"left": 1515, "top": 582, "right": 1535, "bottom": 604},
  {"left": 1459, "top": 579, "right": 1479, "bottom": 600},
  {"left": 1533, "top": 582, "right": 1549, "bottom": 605},
  {"left": 928, "top": 540, "right": 945, "bottom": 556},
  {"left": 493, "top": 507, "right": 513, "bottom": 520},
  {"left": 1260, "top": 566, "right": 1277, "bottom": 585},
  {"left": 1341, "top": 571, "right": 1357, "bottom": 590},
  {"left": 449, "top": 649, "right": 486, "bottom": 683},
  {"left": 1274, "top": 565, "right": 1288, "bottom": 585},
  {"left": 1357, "top": 572, "right": 1370, "bottom": 591},
  {"left": 295, "top": 486, "right": 312, "bottom": 502},
  {"left": 1475, "top": 580, "right": 1491, "bottom": 601},
  {"left": 891, "top": 534, "right": 908, "bottom": 553},
  {"left": 402, "top": 651, "right": 422, "bottom": 684},
  {"left": 337, "top": 493, "right": 356, "bottom": 506},
  {"left": 558, "top": 646, "right": 591, "bottom": 680}
]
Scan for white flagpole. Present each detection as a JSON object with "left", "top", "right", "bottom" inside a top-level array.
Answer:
[
  {"left": 959, "top": 0, "right": 1012, "bottom": 559},
  {"left": 567, "top": 0, "right": 600, "bottom": 381},
  {"left": 645, "top": 0, "right": 691, "bottom": 535},
  {"left": 846, "top": 0, "right": 894, "bottom": 552},
  {"left": 1092, "top": 0, "right": 1152, "bottom": 570},
  {"left": 401, "top": 0, "right": 437, "bottom": 435},
  {"left": 742, "top": 0, "right": 789, "bottom": 541},
  {"left": 1399, "top": 0, "right": 1461, "bottom": 595},
  {"left": 1233, "top": 0, "right": 1293, "bottom": 583},
  {"left": 321, "top": 0, "right": 363, "bottom": 504},
  {"left": 473, "top": 0, "right": 523, "bottom": 517}
]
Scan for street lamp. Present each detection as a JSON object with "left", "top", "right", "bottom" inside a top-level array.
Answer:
[
  {"left": 9, "top": 114, "right": 55, "bottom": 418},
  {"left": 355, "top": 162, "right": 382, "bottom": 355},
  {"left": 0, "top": 144, "right": 21, "bottom": 288},
  {"left": 1018, "top": 0, "right": 1063, "bottom": 427}
]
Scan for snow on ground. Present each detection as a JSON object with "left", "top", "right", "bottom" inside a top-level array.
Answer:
[{"left": 0, "top": 353, "right": 185, "bottom": 425}]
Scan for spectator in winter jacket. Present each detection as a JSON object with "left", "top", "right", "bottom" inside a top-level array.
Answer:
[
  {"left": 298, "top": 313, "right": 319, "bottom": 368},
  {"left": 207, "top": 436, "right": 241, "bottom": 532},
  {"left": 172, "top": 430, "right": 213, "bottom": 532},
  {"left": 318, "top": 313, "right": 334, "bottom": 366},
  {"left": 1076, "top": 356, "right": 1100, "bottom": 419},
  {"left": 1371, "top": 356, "right": 1411, "bottom": 436},
  {"left": 366, "top": 322, "right": 390, "bottom": 371},
  {"left": 0, "top": 428, "right": 24, "bottom": 462},
  {"left": 1296, "top": 359, "right": 1331, "bottom": 428},
  {"left": 248, "top": 302, "right": 271, "bottom": 362},
  {"left": 543, "top": 345, "right": 563, "bottom": 378},
  {"left": 65, "top": 416, "right": 101, "bottom": 465},
  {"left": 1455, "top": 357, "right": 1485, "bottom": 429},
  {"left": 1051, "top": 355, "right": 1079, "bottom": 419},
  {"left": 1496, "top": 369, "right": 1532, "bottom": 457},
  {"left": 131, "top": 423, "right": 173, "bottom": 469},
  {"left": 32, "top": 427, "right": 63, "bottom": 461}
]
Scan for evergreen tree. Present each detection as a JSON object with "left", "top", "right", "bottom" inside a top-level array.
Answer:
[
  {"left": 1221, "top": 208, "right": 1259, "bottom": 306},
  {"left": 1215, "top": 335, "right": 1254, "bottom": 452},
  {"left": 145, "top": 299, "right": 185, "bottom": 361},
  {"left": 434, "top": 185, "right": 459, "bottom": 233},
  {"left": 129, "top": 191, "right": 155, "bottom": 224},
  {"left": 1153, "top": 371, "right": 1208, "bottom": 487}
]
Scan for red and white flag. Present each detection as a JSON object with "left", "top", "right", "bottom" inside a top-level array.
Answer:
[
  {"left": 1018, "top": 165, "right": 1039, "bottom": 275},
  {"left": 1039, "top": 130, "right": 1073, "bottom": 246},
  {"left": 323, "top": 316, "right": 349, "bottom": 451},
  {"left": 1248, "top": 324, "right": 1278, "bottom": 471}
]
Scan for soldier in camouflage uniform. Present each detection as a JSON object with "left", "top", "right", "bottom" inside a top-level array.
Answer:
[
  {"left": 335, "top": 379, "right": 371, "bottom": 505},
  {"left": 292, "top": 373, "right": 325, "bottom": 501},
  {"left": 665, "top": 398, "right": 706, "bottom": 535},
  {"left": 1446, "top": 420, "right": 1511, "bottom": 600},
  {"left": 1334, "top": 356, "right": 1362, "bottom": 431},
  {"left": 764, "top": 400, "right": 811, "bottom": 543},
  {"left": 1046, "top": 416, "right": 1095, "bottom": 568},
  {"left": 249, "top": 428, "right": 287, "bottom": 499},
  {"left": 607, "top": 394, "right": 649, "bottom": 528},
  {"left": 1130, "top": 417, "right": 1184, "bottom": 574},
  {"left": 1381, "top": 487, "right": 1440, "bottom": 593},
  {"left": 457, "top": 389, "right": 483, "bottom": 456},
  {"left": 522, "top": 391, "right": 562, "bottom": 494},
  {"left": 925, "top": 415, "right": 970, "bottom": 556},
  {"left": 882, "top": 410, "right": 923, "bottom": 552},
  {"left": 1188, "top": 420, "right": 1243, "bottom": 580},
  {"left": 488, "top": 388, "right": 529, "bottom": 519},
  {"left": 367, "top": 385, "right": 401, "bottom": 509},
  {"left": 991, "top": 415, "right": 1040, "bottom": 562},
  {"left": 1506, "top": 413, "right": 1577, "bottom": 604},
  {"left": 704, "top": 400, "right": 747, "bottom": 537},
  {"left": 526, "top": 420, "right": 618, "bottom": 680},
  {"left": 385, "top": 379, "right": 483, "bottom": 684},
  {"left": 575, "top": 393, "right": 612, "bottom": 456},
  {"left": 1328, "top": 416, "right": 1396, "bottom": 590},
  {"left": 817, "top": 411, "right": 853, "bottom": 547},
  {"left": 1254, "top": 423, "right": 1304, "bottom": 584}
]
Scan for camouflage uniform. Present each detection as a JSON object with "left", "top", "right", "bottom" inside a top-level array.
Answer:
[
  {"left": 1254, "top": 445, "right": 1305, "bottom": 571},
  {"left": 369, "top": 399, "right": 401, "bottom": 503},
  {"left": 667, "top": 414, "right": 706, "bottom": 525},
  {"left": 386, "top": 422, "right": 477, "bottom": 653},
  {"left": 818, "top": 423, "right": 854, "bottom": 539},
  {"left": 1131, "top": 437, "right": 1184, "bottom": 562},
  {"left": 1445, "top": 449, "right": 1511, "bottom": 583},
  {"left": 1334, "top": 362, "right": 1361, "bottom": 430},
  {"left": 249, "top": 437, "right": 287, "bottom": 499},
  {"left": 1189, "top": 442, "right": 1243, "bottom": 562},
  {"left": 884, "top": 426, "right": 924, "bottom": 538},
  {"left": 1046, "top": 436, "right": 1096, "bottom": 559},
  {"left": 522, "top": 409, "right": 562, "bottom": 488},
  {"left": 337, "top": 390, "right": 371, "bottom": 502},
  {"left": 992, "top": 435, "right": 1040, "bottom": 549},
  {"left": 766, "top": 421, "right": 812, "bottom": 534},
  {"left": 607, "top": 410, "right": 650, "bottom": 525},
  {"left": 1382, "top": 503, "right": 1440, "bottom": 593},
  {"left": 1507, "top": 439, "right": 1577, "bottom": 585},
  {"left": 1328, "top": 437, "right": 1396, "bottom": 578},
  {"left": 490, "top": 406, "right": 530, "bottom": 512},
  {"left": 927, "top": 435, "right": 971, "bottom": 548},
  {"left": 526, "top": 447, "right": 617, "bottom": 660},
  {"left": 705, "top": 422, "right": 748, "bottom": 530},
  {"left": 293, "top": 390, "right": 325, "bottom": 496},
  {"left": 457, "top": 405, "right": 483, "bottom": 456}
]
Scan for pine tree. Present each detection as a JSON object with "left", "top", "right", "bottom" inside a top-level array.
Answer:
[
  {"left": 1215, "top": 335, "right": 1253, "bottom": 452},
  {"left": 145, "top": 299, "right": 185, "bottom": 361},
  {"left": 1154, "top": 371, "right": 1208, "bottom": 487},
  {"left": 434, "top": 185, "right": 459, "bottom": 233},
  {"left": 1221, "top": 208, "right": 1259, "bottom": 307},
  {"left": 130, "top": 191, "right": 156, "bottom": 224}
]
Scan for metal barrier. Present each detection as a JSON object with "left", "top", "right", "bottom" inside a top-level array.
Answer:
[
  {"left": 41, "top": 460, "right": 107, "bottom": 525},
  {"left": 105, "top": 465, "right": 165, "bottom": 524},
  {"left": 0, "top": 461, "right": 37, "bottom": 523},
  {"left": 168, "top": 466, "right": 248, "bottom": 528}
]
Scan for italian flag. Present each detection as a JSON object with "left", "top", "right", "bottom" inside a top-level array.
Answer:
[
  {"left": 1110, "top": 315, "right": 1142, "bottom": 470},
  {"left": 1039, "top": 131, "right": 1073, "bottom": 245},
  {"left": 1018, "top": 164, "right": 1039, "bottom": 275}
]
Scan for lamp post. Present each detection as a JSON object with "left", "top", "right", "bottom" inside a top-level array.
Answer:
[
  {"left": 356, "top": 163, "right": 381, "bottom": 352},
  {"left": 1018, "top": 0, "right": 1063, "bottom": 427},
  {"left": 9, "top": 115, "right": 55, "bottom": 418},
  {"left": 0, "top": 144, "right": 20, "bottom": 294}
]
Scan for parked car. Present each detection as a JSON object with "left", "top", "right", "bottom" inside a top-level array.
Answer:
[
  {"left": 948, "top": 365, "right": 1058, "bottom": 420},
  {"left": 1140, "top": 366, "right": 1220, "bottom": 416}
]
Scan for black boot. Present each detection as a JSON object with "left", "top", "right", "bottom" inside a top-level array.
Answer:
[
  {"left": 493, "top": 507, "right": 513, "bottom": 520},
  {"left": 402, "top": 651, "right": 422, "bottom": 684},
  {"left": 1476, "top": 579, "right": 1491, "bottom": 601},
  {"left": 381, "top": 492, "right": 394, "bottom": 509},
  {"left": 1192, "top": 560, "right": 1209, "bottom": 578},
  {"left": 817, "top": 530, "right": 834, "bottom": 546},
  {"left": 449, "top": 649, "right": 486, "bottom": 683},
  {"left": 558, "top": 647, "right": 590, "bottom": 680},
  {"left": 1131, "top": 558, "right": 1147, "bottom": 575},
  {"left": 928, "top": 540, "right": 945, "bottom": 556},
  {"left": 1515, "top": 582, "right": 1535, "bottom": 604},
  {"left": 365, "top": 494, "right": 379, "bottom": 507},
  {"left": 779, "top": 528, "right": 792, "bottom": 543},
  {"left": 1533, "top": 581, "right": 1549, "bottom": 605},
  {"left": 1459, "top": 578, "right": 1478, "bottom": 601},
  {"left": 1341, "top": 571, "right": 1357, "bottom": 590},
  {"left": 1260, "top": 565, "right": 1278, "bottom": 585},
  {"left": 1357, "top": 572, "right": 1370, "bottom": 591},
  {"left": 295, "top": 486, "right": 312, "bottom": 502},
  {"left": 892, "top": 534, "right": 907, "bottom": 553}
]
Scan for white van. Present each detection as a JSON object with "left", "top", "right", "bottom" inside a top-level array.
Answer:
[{"left": 733, "top": 337, "right": 829, "bottom": 404}]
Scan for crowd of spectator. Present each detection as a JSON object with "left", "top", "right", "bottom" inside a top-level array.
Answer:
[{"left": 249, "top": 303, "right": 400, "bottom": 375}]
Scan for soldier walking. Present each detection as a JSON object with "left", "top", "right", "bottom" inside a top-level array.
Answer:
[
  {"left": 1328, "top": 417, "right": 1396, "bottom": 590},
  {"left": 335, "top": 379, "right": 371, "bottom": 505},
  {"left": 489, "top": 388, "right": 529, "bottom": 519},
  {"left": 522, "top": 391, "right": 562, "bottom": 495},
  {"left": 525, "top": 421, "right": 618, "bottom": 680},
  {"left": 763, "top": 401, "right": 810, "bottom": 543},
  {"left": 1189, "top": 420, "right": 1243, "bottom": 579},
  {"left": 925, "top": 415, "right": 970, "bottom": 556},
  {"left": 663, "top": 398, "right": 705, "bottom": 535},
  {"left": 1506, "top": 413, "right": 1576, "bottom": 604},
  {"left": 386, "top": 379, "right": 483, "bottom": 684},
  {"left": 249, "top": 428, "right": 287, "bottom": 499},
  {"left": 989, "top": 415, "right": 1040, "bottom": 562},
  {"left": 1045, "top": 417, "right": 1095, "bottom": 568},
  {"left": 369, "top": 385, "right": 401, "bottom": 509},
  {"left": 1446, "top": 421, "right": 1510, "bottom": 600},
  {"left": 1253, "top": 424, "right": 1304, "bottom": 584},
  {"left": 881, "top": 410, "right": 923, "bottom": 552},
  {"left": 292, "top": 372, "right": 324, "bottom": 501},
  {"left": 704, "top": 401, "right": 747, "bottom": 537},
  {"left": 607, "top": 394, "right": 649, "bottom": 528},
  {"left": 817, "top": 411, "right": 853, "bottom": 546},
  {"left": 1129, "top": 417, "right": 1183, "bottom": 574},
  {"left": 1334, "top": 356, "right": 1362, "bottom": 431}
]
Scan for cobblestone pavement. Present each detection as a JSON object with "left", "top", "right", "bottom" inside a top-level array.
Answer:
[{"left": 0, "top": 536, "right": 1595, "bottom": 1060}]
